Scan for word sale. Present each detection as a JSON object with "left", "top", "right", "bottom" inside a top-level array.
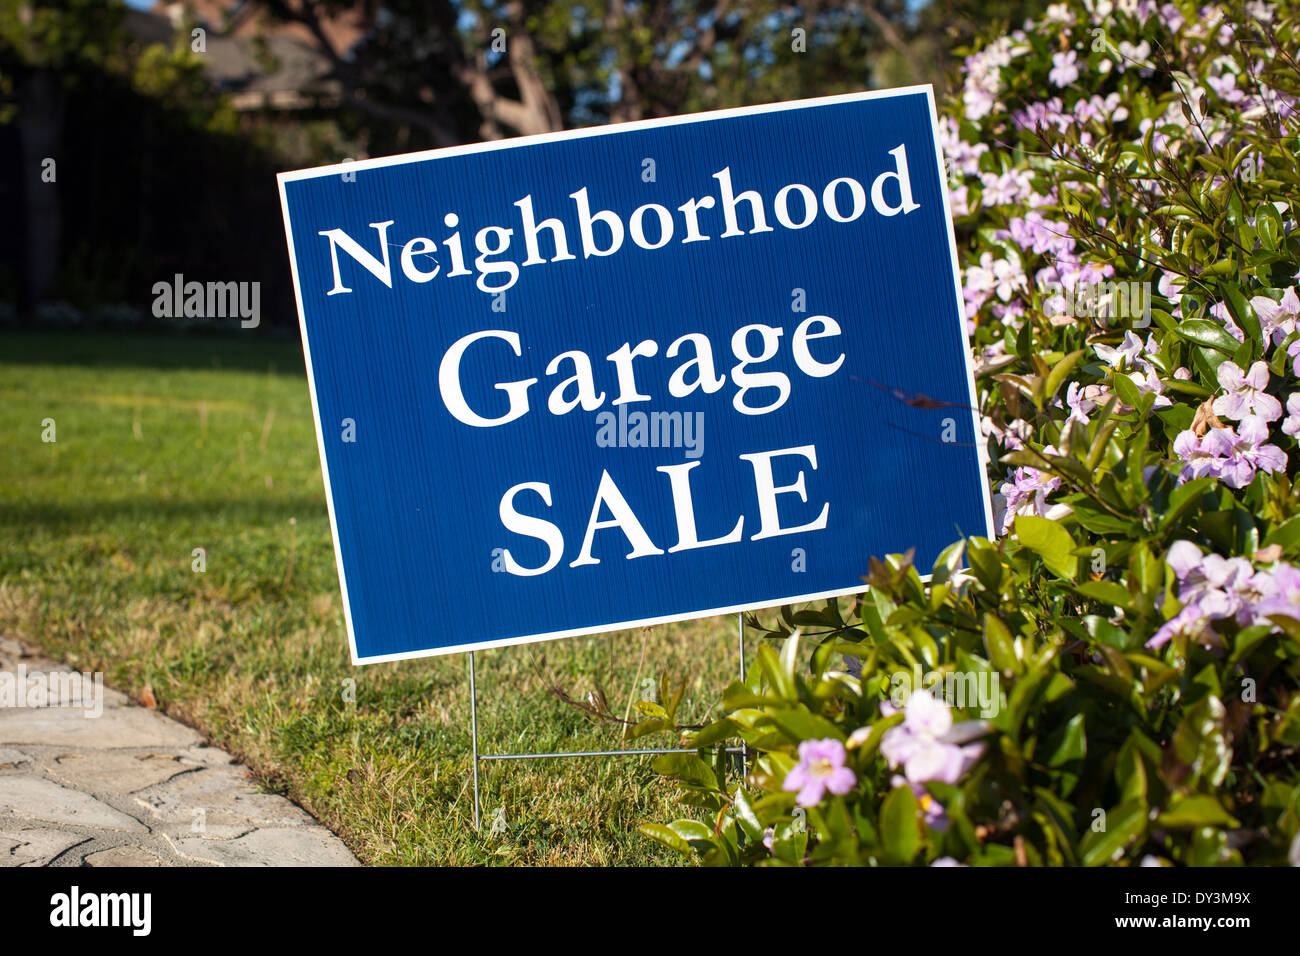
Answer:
[{"left": 495, "top": 445, "right": 831, "bottom": 577}]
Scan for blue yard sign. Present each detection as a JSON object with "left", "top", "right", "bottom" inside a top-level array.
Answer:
[{"left": 278, "top": 86, "right": 993, "bottom": 664}]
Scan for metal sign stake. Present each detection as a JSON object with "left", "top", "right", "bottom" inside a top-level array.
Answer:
[{"left": 471, "top": 613, "right": 749, "bottom": 830}]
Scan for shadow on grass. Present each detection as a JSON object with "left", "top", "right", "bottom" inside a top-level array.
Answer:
[{"left": 0, "top": 329, "right": 306, "bottom": 376}]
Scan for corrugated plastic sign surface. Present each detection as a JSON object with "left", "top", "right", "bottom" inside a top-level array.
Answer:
[{"left": 278, "top": 86, "right": 992, "bottom": 663}]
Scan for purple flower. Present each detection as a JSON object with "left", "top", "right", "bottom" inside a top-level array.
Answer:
[
  {"left": 782, "top": 738, "right": 856, "bottom": 808},
  {"left": 1049, "top": 51, "right": 1080, "bottom": 87},
  {"left": 891, "top": 775, "right": 949, "bottom": 832},
  {"left": 980, "top": 169, "right": 1035, "bottom": 208},
  {"left": 879, "top": 690, "right": 988, "bottom": 786},
  {"left": 1166, "top": 540, "right": 1205, "bottom": 580},
  {"left": 1002, "top": 211, "right": 1071, "bottom": 256},
  {"left": 982, "top": 414, "right": 1031, "bottom": 453},
  {"left": 1216, "top": 418, "right": 1288, "bottom": 488},
  {"left": 1233, "top": 568, "right": 1281, "bottom": 627},
  {"left": 1177, "top": 421, "right": 1287, "bottom": 489},
  {"left": 1180, "top": 553, "right": 1253, "bottom": 621},
  {"left": 1283, "top": 394, "right": 1300, "bottom": 439},
  {"left": 1094, "top": 331, "right": 1145, "bottom": 369},
  {"left": 1173, "top": 429, "right": 1225, "bottom": 482},
  {"left": 948, "top": 183, "right": 970, "bottom": 217},
  {"left": 963, "top": 85, "right": 997, "bottom": 121},
  {"left": 1065, "top": 381, "right": 1097, "bottom": 424},
  {"left": 1147, "top": 602, "right": 1214, "bottom": 650},
  {"left": 1160, "top": 542, "right": 1299, "bottom": 635},
  {"left": 1207, "top": 72, "right": 1245, "bottom": 103},
  {"left": 1128, "top": 367, "right": 1173, "bottom": 408},
  {"left": 1255, "top": 564, "right": 1300, "bottom": 622},
  {"left": 939, "top": 117, "right": 989, "bottom": 177},
  {"left": 1249, "top": 288, "right": 1297, "bottom": 348},
  {"left": 1213, "top": 361, "right": 1283, "bottom": 423},
  {"left": 1159, "top": 272, "right": 1185, "bottom": 317},
  {"left": 1013, "top": 98, "right": 1072, "bottom": 134},
  {"left": 999, "top": 461, "right": 1067, "bottom": 534}
]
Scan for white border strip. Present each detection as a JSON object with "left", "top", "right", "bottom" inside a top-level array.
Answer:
[{"left": 276, "top": 85, "right": 994, "bottom": 665}]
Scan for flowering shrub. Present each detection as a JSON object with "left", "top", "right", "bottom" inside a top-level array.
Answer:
[{"left": 640, "top": 0, "right": 1300, "bottom": 866}]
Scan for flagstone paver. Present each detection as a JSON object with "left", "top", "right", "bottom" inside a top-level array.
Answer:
[{"left": 0, "top": 636, "right": 358, "bottom": 867}]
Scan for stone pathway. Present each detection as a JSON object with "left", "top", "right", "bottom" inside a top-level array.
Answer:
[{"left": 0, "top": 636, "right": 358, "bottom": 866}]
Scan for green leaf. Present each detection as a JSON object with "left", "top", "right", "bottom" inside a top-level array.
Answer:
[
  {"left": 687, "top": 718, "right": 740, "bottom": 749},
  {"left": 1264, "top": 515, "right": 1300, "bottom": 551},
  {"left": 1171, "top": 695, "right": 1230, "bottom": 787},
  {"left": 721, "top": 680, "right": 780, "bottom": 711},
  {"left": 1223, "top": 283, "right": 1262, "bottom": 349},
  {"left": 639, "top": 822, "right": 693, "bottom": 855},
  {"left": 1045, "top": 712, "right": 1087, "bottom": 768},
  {"left": 1015, "top": 515, "right": 1077, "bottom": 581},
  {"left": 757, "top": 644, "right": 796, "bottom": 701},
  {"left": 1078, "top": 800, "right": 1148, "bottom": 866},
  {"left": 983, "top": 613, "right": 1021, "bottom": 675},
  {"left": 768, "top": 707, "right": 845, "bottom": 744},
  {"left": 1177, "top": 319, "right": 1241, "bottom": 353},
  {"left": 1084, "top": 614, "right": 1134, "bottom": 650},
  {"left": 1116, "top": 736, "right": 1148, "bottom": 804},
  {"left": 1162, "top": 379, "right": 1212, "bottom": 399},
  {"left": 1155, "top": 794, "right": 1240, "bottom": 829},
  {"left": 779, "top": 631, "right": 802, "bottom": 690},
  {"left": 625, "top": 717, "right": 673, "bottom": 741},
  {"left": 732, "top": 788, "right": 764, "bottom": 844},
  {"left": 879, "top": 784, "right": 920, "bottom": 864},
  {"left": 1112, "top": 370, "right": 1143, "bottom": 410},
  {"left": 967, "top": 537, "right": 1004, "bottom": 591},
  {"left": 931, "top": 539, "right": 967, "bottom": 586},
  {"left": 1071, "top": 500, "right": 1136, "bottom": 535},
  {"left": 634, "top": 699, "right": 668, "bottom": 720},
  {"left": 668, "top": 819, "right": 715, "bottom": 844},
  {"left": 651, "top": 753, "right": 721, "bottom": 792},
  {"left": 1087, "top": 420, "right": 1120, "bottom": 472},
  {"left": 1159, "top": 477, "right": 1214, "bottom": 530},
  {"left": 1129, "top": 541, "right": 1159, "bottom": 595},
  {"left": 1257, "top": 203, "right": 1280, "bottom": 250},
  {"left": 1074, "top": 581, "right": 1132, "bottom": 607},
  {"left": 1044, "top": 349, "right": 1086, "bottom": 404}
]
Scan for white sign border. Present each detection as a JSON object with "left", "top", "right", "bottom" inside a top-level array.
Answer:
[{"left": 276, "top": 84, "right": 996, "bottom": 665}]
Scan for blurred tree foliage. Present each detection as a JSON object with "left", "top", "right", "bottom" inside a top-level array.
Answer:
[
  {"left": 0, "top": 0, "right": 1045, "bottom": 319},
  {"left": 259, "top": 0, "right": 1050, "bottom": 155}
]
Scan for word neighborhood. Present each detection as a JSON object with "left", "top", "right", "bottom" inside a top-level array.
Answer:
[{"left": 314, "top": 146, "right": 920, "bottom": 295}]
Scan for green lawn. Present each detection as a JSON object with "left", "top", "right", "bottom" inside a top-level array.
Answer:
[{"left": 0, "top": 329, "right": 750, "bottom": 865}]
